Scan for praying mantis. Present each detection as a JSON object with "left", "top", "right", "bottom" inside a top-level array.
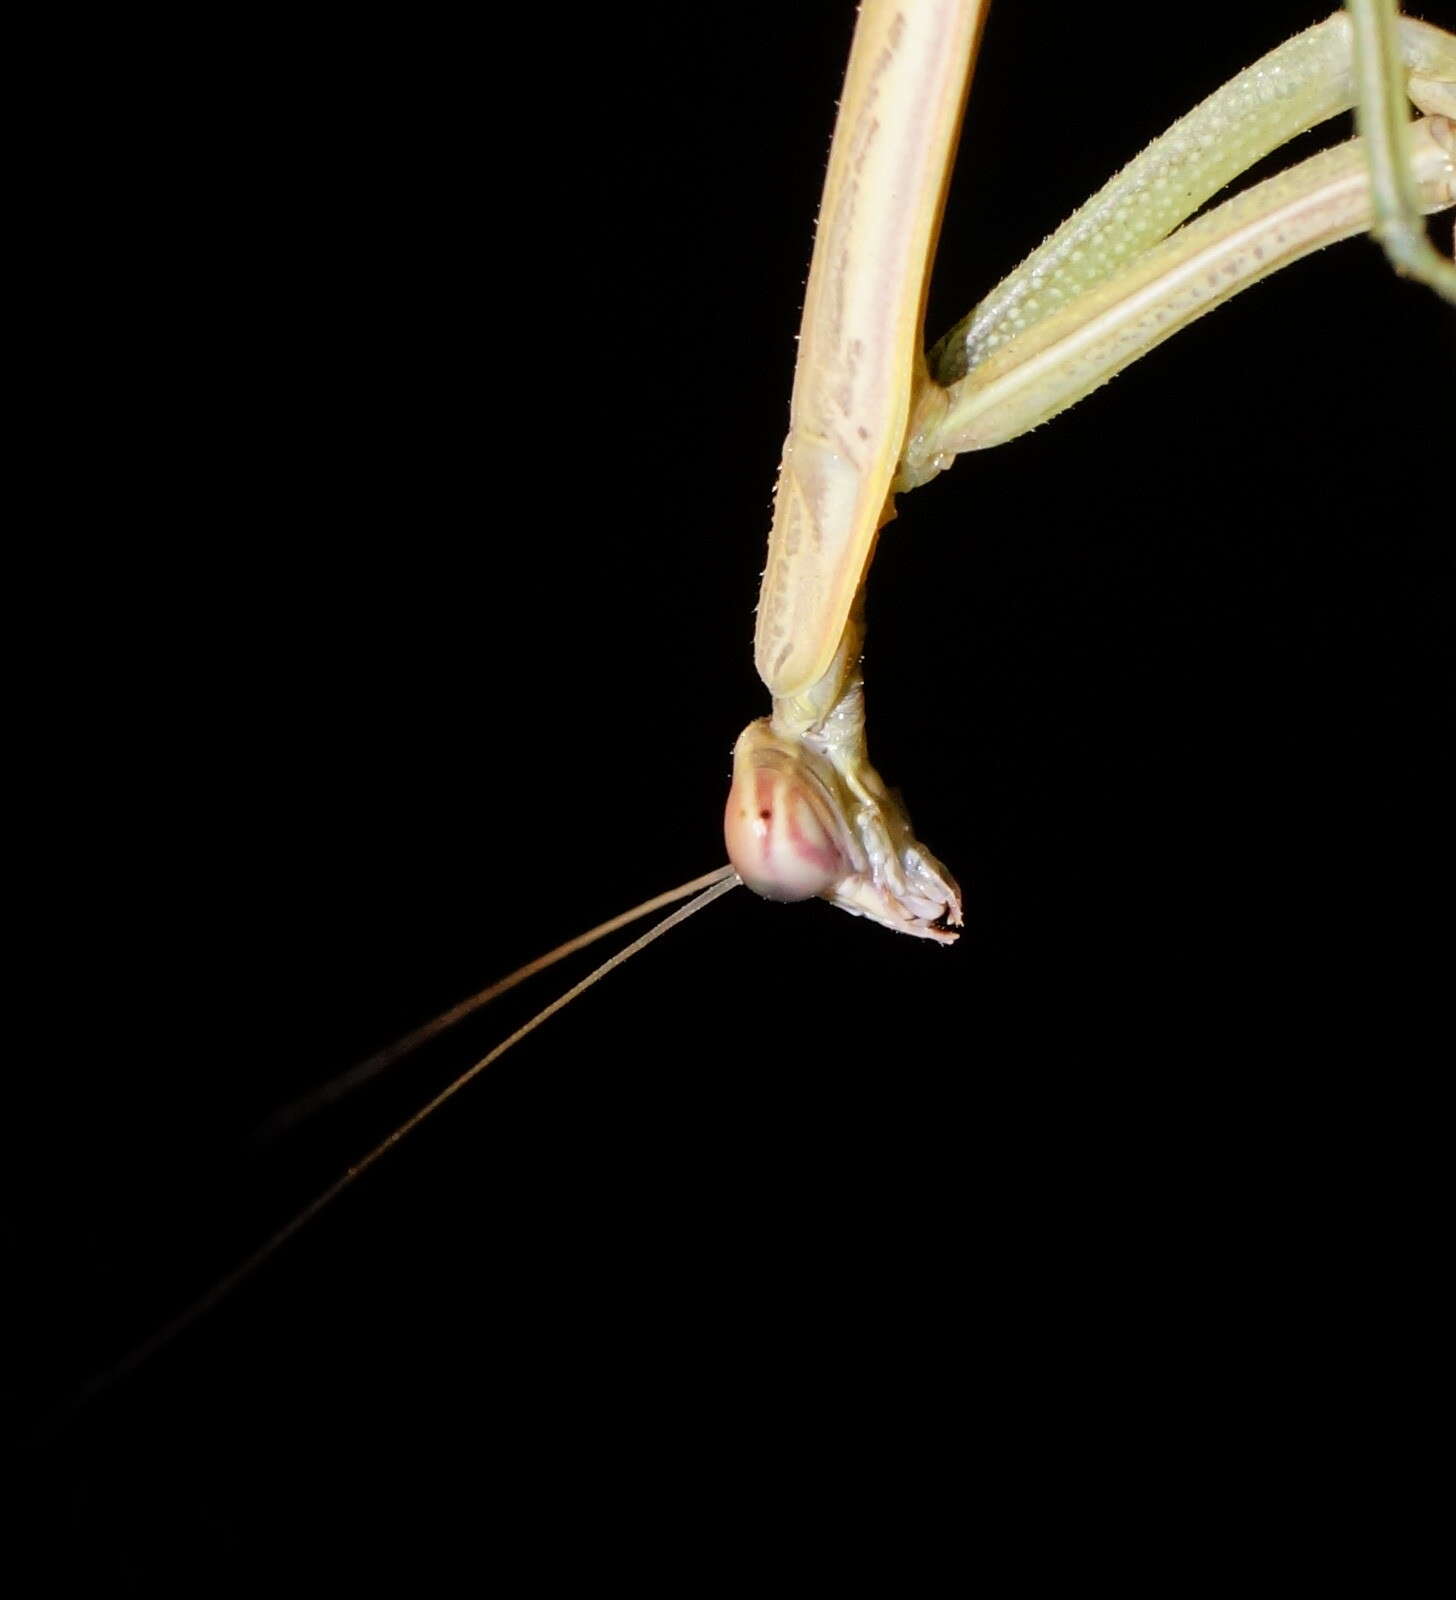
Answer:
[{"left": 43, "top": 0, "right": 1451, "bottom": 1577}]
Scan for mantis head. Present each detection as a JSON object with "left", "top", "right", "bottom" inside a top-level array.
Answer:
[{"left": 724, "top": 718, "right": 962, "bottom": 942}]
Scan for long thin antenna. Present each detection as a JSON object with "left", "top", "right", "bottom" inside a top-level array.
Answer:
[
  {"left": 259, "top": 865, "right": 738, "bottom": 1139},
  {"left": 58, "top": 866, "right": 739, "bottom": 1424}
]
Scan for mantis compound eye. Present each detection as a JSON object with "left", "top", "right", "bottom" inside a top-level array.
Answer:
[{"left": 724, "top": 758, "right": 848, "bottom": 902}]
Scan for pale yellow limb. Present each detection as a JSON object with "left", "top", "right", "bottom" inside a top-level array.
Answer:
[
  {"left": 927, "top": 11, "right": 1455, "bottom": 390},
  {"left": 910, "top": 115, "right": 1454, "bottom": 462},
  {"left": 753, "top": 0, "right": 987, "bottom": 704}
]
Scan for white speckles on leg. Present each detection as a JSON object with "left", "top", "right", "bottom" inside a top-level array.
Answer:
[
  {"left": 932, "top": 15, "right": 1456, "bottom": 384},
  {"left": 918, "top": 116, "right": 1456, "bottom": 462},
  {"left": 930, "top": 15, "right": 1364, "bottom": 385}
]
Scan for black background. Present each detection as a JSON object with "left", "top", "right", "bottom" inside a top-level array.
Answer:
[{"left": 21, "top": 2, "right": 1452, "bottom": 1585}]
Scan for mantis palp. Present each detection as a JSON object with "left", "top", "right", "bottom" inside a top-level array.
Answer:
[{"left": 41, "top": 0, "right": 1452, "bottom": 1577}]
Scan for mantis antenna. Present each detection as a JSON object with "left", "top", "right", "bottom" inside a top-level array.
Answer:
[
  {"left": 56, "top": 865, "right": 739, "bottom": 1423},
  {"left": 259, "top": 865, "right": 740, "bottom": 1138}
]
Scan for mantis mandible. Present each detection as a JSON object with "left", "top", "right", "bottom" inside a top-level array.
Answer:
[{"left": 46, "top": 0, "right": 1452, "bottom": 1571}]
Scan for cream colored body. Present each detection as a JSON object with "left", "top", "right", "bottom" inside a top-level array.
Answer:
[{"left": 726, "top": 2, "right": 1454, "bottom": 940}]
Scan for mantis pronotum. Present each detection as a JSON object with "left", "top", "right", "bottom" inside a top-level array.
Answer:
[{"left": 42, "top": 0, "right": 1451, "bottom": 1575}]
